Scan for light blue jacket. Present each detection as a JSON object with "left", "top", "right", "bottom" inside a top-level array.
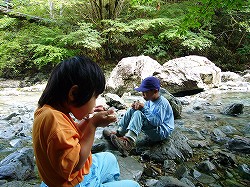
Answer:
[{"left": 141, "top": 95, "right": 174, "bottom": 139}]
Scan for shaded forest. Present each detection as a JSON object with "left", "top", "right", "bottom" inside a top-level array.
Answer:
[{"left": 0, "top": 0, "right": 249, "bottom": 79}]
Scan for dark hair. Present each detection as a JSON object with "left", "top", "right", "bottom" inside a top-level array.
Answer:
[{"left": 38, "top": 56, "right": 105, "bottom": 107}]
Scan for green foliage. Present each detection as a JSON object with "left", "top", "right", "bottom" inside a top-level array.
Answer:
[
  {"left": 101, "top": 17, "right": 215, "bottom": 61},
  {"left": 0, "top": 18, "right": 76, "bottom": 78},
  {"left": 0, "top": 16, "right": 18, "bottom": 29},
  {"left": 60, "top": 23, "right": 105, "bottom": 50},
  {"left": 27, "top": 44, "right": 71, "bottom": 68},
  {"left": 130, "top": 0, "right": 157, "bottom": 6},
  {"left": 180, "top": 0, "right": 248, "bottom": 31},
  {"left": 0, "top": 0, "right": 249, "bottom": 79}
]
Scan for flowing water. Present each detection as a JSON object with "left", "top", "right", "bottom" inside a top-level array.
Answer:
[
  {"left": 0, "top": 82, "right": 249, "bottom": 186},
  {"left": 179, "top": 91, "right": 250, "bottom": 135}
]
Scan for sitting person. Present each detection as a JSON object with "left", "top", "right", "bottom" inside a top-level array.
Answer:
[
  {"left": 103, "top": 76, "right": 175, "bottom": 156},
  {"left": 32, "top": 56, "right": 140, "bottom": 187}
]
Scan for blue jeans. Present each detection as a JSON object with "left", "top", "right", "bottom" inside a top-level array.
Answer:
[
  {"left": 40, "top": 152, "right": 140, "bottom": 187},
  {"left": 118, "top": 108, "right": 167, "bottom": 141}
]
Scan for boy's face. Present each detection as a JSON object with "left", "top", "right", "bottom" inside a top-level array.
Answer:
[
  {"left": 142, "top": 90, "right": 158, "bottom": 101},
  {"left": 70, "top": 96, "right": 97, "bottom": 120}
]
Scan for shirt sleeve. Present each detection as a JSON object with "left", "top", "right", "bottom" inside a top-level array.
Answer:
[
  {"left": 141, "top": 100, "right": 168, "bottom": 127},
  {"left": 47, "top": 127, "right": 82, "bottom": 181}
]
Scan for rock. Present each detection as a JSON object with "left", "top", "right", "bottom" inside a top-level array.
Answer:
[
  {"left": 190, "top": 169, "right": 216, "bottom": 184},
  {"left": 104, "top": 93, "right": 126, "bottom": 109},
  {"left": 238, "top": 164, "right": 250, "bottom": 180},
  {"left": 159, "top": 55, "right": 221, "bottom": 94},
  {"left": 221, "top": 71, "right": 244, "bottom": 82},
  {"left": 154, "top": 176, "right": 190, "bottom": 187},
  {"left": 160, "top": 88, "right": 182, "bottom": 119},
  {"left": 221, "top": 103, "right": 244, "bottom": 116},
  {"left": 197, "top": 160, "right": 216, "bottom": 173},
  {"left": 139, "top": 131, "right": 193, "bottom": 162},
  {"left": 0, "top": 147, "right": 35, "bottom": 180},
  {"left": 106, "top": 55, "right": 222, "bottom": 96},
  {"left": 116, "top": 155, "right": 144, "bottom": 181},
  {"left": 106, "top": 55, "right": 162, "bottom": 96},
  {"left": 227, "top": 136, "right": 250, "bottom": 154}
]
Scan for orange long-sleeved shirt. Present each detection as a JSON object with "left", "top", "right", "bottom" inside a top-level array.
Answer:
[{"left": 32, "top": 105, "right": 92, "bottom": 187}]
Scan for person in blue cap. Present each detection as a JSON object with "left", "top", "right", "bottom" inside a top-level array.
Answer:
[{"left": 103, "top": 76, "right": 175, "bottom": 156}]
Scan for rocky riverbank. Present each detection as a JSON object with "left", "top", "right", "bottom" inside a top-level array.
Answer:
[
  {"left": 0, "top": 54, "right": 250, "bottom": 187},
  {"left": 0, "top": 77, "right": 249, "bottom": 187}
]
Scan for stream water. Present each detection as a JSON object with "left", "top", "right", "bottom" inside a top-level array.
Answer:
[
  {"left": 0, "top": 81, "right": 249, "bottom": 186},
  {"left": 0, "top": 84, "right": 249, "bottom": 141}
]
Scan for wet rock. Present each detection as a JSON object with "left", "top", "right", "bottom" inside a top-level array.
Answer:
[
  {"left": 175, "top": 165, "right": 189, "bottom": 179},
  {"left": 180, "top": 177, "right": 195, "bottom": 187},
  {"left": 141, "top": 131, "right": 193, "bottom": 162},
  {"left": 190, "top": 169, "right": 216, "bottom": 184},
  {"left": 204, "top": 114, "right": 218, "bottom": 121},
  {"left": 221, "top": 103, "right": 244, "bottom": 116},
  {"left": 2, "top": 113, "right": 18, "bottom": 120},
  {"left": 188, "top": 140, "right": 209, "bottom": 148},
  {"left": 163, "top": 160, "right": 176, "bottom": 172},
  {"left": 212, "top": 151, "right": 236, "bottom": 168},
  {"left": 220, "top": 125, "right": 238, "bottom": 135},
  {"left": 116, "top": 155, "right": 144, "bottom": 181},
  {"left": 160, "top": 88, "right": 182, "bottom": 119},
  {"left": 227, "top": 136, "right": 250, "bottom": 153},
  {"left": 104, "top": 93, "right": 126, "bottom": 109},
  {"left": 238, "top": 164, "right": 250, "bottom": 180},
  {"left": 197, "top": 160, "right": 216, "bottom": 173},
  {"left": 144, "top": 178, "right": 158, "bottom": 186},
  {"left": 154, "top": 176, "right": 190, "bottom": 187},
  {"left": 0, "top": 147, "right": 35, "bottom": 180},
  {"left": 9, "top": 138, "right": 26, "bottom": 148},
  {"left": 223, "top": 179, "right": 245, "bottom": 187}
]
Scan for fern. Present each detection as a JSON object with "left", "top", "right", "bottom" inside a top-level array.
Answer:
[
  {"left": 27, "top": 44, "right": 72, "bottom": 68},
  {"left": 60, "top": 22, "right": 105, "bottom": 50}
]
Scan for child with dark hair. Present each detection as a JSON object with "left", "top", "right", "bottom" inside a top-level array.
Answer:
[{"left": 32, "top": 56, "right": 140, "bottom": 187}]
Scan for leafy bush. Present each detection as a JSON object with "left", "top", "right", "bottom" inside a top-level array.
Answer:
[{"left": 0, "top": 18, "right": 76, "bottom": 78}]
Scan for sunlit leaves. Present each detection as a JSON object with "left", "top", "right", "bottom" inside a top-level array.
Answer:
[{"left": 60, "top": 22, "right": 105, "bottom": 50}]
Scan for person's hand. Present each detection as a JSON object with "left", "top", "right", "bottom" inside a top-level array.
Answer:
[
  {"left": 131, "top": 101, "right": 136, "bottom": 109},
  {"left": 132, "top": 101, "right": 144, "bottom": 110},
  {"left": 89, "top": 109, "right": 117, "bottom": 128},
  {"left": 93, "top": 105, "right": 107, "bottom": 112}
]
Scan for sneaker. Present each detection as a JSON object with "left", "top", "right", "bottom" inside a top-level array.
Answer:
[
  {"left": 110, "top": 134, "right": 135, "bottom": 156},
  {"left": 102, "top": 129, "right": 121, "bottom": 140}
]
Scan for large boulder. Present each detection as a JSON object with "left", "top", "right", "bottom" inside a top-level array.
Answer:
[
  {"left": 106, "top": 55, "right": 221, "bottom": 96},
  {"left": 106, "top": 55, "right": 162, "bottom": 96},
  {"left": 158, "top": 55, "right": 221, "bottom": 94}
]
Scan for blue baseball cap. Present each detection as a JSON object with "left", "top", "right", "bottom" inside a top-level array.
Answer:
[{"left": 134, "top": 76, "right": 160, "bottom": 92}]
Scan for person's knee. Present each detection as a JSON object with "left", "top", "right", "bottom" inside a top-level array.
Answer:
[
  {"left": 122, "top": 180, "right": 140, "bottom": 187},
  {"left": 103, "top": 152, "right": 117, "bottom": 164},
  {"left": 133, "top": 110, "right": 143, "bottom": 117}
]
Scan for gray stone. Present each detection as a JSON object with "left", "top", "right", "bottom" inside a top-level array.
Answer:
[
  {"left": 160, "top": 88, "right": 182, "bottom": 119},
  {"left": 227, "top": 136, "right": 250, "bottom": 153},
  {"left": 0, "top": 147, "right": 35, "bottom": 180},
  {"left": 221, "top": 103, "right": 244, "bottom": 116},
  {"left": 154, "top": 176, "right": 190, "bottom": 187},
  {"left": 116, "top": 155, "right": 144, "bottom": 181}
]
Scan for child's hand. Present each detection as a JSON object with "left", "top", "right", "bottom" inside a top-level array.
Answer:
[
  {"left": 90, "top": 109, "right": 117, "bottom": 128},
  {"left": 93, "top": 105, "right": 107, "bottom": 112},
  {"left": 136, "top": 102, "right": 144, "bottom": 110},
  {"left": 132, "top": 101, "right": 144, "bottom": 110}
]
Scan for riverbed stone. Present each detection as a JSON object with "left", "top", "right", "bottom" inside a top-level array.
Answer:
[
  {"left": 221, "top": 103, "right": 244, "bottom": 116},
  {"left": 154, "top": 176, "right": 190, "bottom": 187},
  {"left": 0, "top": 147, "right": 35, "bottom": 180},
  {"left": 0, "top": 68, "right": 249, "bottom": 186},
  {"left": 116, "top": 154, "right": 144, "bottom": 181},
  {"left": 227, "top": 136, "right": 250, "bottom": 154}
]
